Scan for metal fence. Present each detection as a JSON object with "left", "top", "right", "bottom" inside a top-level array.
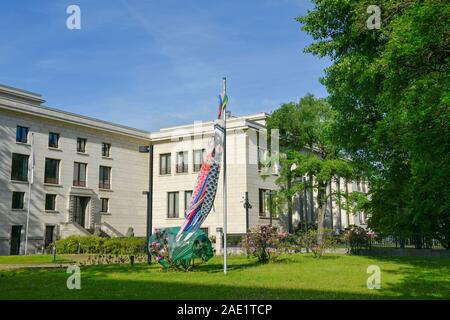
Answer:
[{"left": 368, "top": 235, "right": 444, "bottom": 249}]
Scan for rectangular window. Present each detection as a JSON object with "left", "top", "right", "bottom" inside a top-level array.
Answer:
[
  {"left": 259, "top": 189, "right": 278, "bottom": 218},
  {"left": 48, "top": 132, "right": 60, "bottom": 148},
  {"left": 160, "top": 153, "right": 171, "bottom": 175},
  {"left": 44, "top": 158, "right": 60, "bottom": 184},
  {"left": 73, "top": 162, "right": 87, "bottom": 187},
  {"left": 11, "top": 192, "right": 24, "bottom": 209},
  {"left": 16, "top": 126, "right": 28, "bottom": 143},
  {"left": 176, "top": 151, "right": 188, "bottom": 173},
  {"left": 11, "top": 153, "right": 29, "bottom": 182},
  {"left": 100, "top": 198, "right": 109, "bottom": 213},
  {"left": 99, "top": 166, "right": 111, "bottom": 189},
  {"left": 102, "top": 143, "right": 111, "bottom": 157},
  {"left": 44, "top": 225, "right": 55, "bottom": 249},
  {"left": 184, "top": 190, "right": 193, "bottom": 211},
  {"left": 167, "top": 192, "right": 179, "bottom": 218},
  {"left": 77, "top": 138, "right": 87, "bottom": 153},
  {"left": 193, "top": 149, "right": 205, "bottom": 172},
  {"left": 45, "top": 194, "right": 56, "bottom": 211}
]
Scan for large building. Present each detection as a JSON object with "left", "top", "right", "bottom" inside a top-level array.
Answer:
[{"left": 0, "top": 85, "right": 367, "bottom": 255}]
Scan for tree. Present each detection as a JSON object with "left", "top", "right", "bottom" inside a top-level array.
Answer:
[
  {"left": 298, "top": 0, "right": 449, "bottom": 248},
  {"left": 277, "top": 151, "right": 355, "bottom": 244},
  {"left": 267, "top": 95, "right": 362, "bottom": 243}
]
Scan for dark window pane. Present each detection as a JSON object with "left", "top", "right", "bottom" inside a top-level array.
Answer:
[
  {"left": 45, "top": 194, "right": 56, "bottom": 211},
  {"left": 167, "top": 192, "right": 179, "bottom": 218},
  {"left": 48, "top": 132, "right": 59, "bottom": 148},
  {"left": 44, "top": 158, "right": 60, "bottom": 184},
  {"left": 11, "top": 153, "right": 29, "bottom": 181},
  {"left": 160, "top": 154, "right": 171, "bottom": 175},
  {"left": 12, "top": 192, "right": 24, "bottom": 209},
  {"left": 73, "top": 162, "right": 87, "bottom": 187},
  {"left": 16, "top": 126, "right": 28, "bottom": 143},
  {"left": 101, "top": 198, "right": 109, "bottom": 212},
  {"left": 99, "top": 166, "right": 111, "bottom": 189},
  {"left": 77, "top": 138, "right": 86, "bottom": 153},
  {"left": 102, "top": 143, "right": 111, "bottom": 157}
]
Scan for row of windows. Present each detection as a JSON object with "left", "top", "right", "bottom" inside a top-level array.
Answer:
[
  {"left": 165, "top": 189, "right": 278, "bottom": 219},
  {"left": 11, "top": 191, "right": 110, "bottom": 213},
  {"left": 160, "top": 149, "right": 205, "bottom": 175},
  {"left": 16, "top": 126, "right": 111, "bottom": 157},
  {"left": 11, "top": 153, "right": 112, "bottom": 189}
]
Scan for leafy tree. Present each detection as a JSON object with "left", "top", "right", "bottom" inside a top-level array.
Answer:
[
  {"left": 298, "top": 0, "right": 450, "bottom": 248},
  {"left": 267, "top": 94, "right": 335, "bottom": 157},
  {"left": 267, "top": 95, "right": 364, "bottom": 243},
  {"left": 277, "top": 151, "right": 356, "bottom": 244}
]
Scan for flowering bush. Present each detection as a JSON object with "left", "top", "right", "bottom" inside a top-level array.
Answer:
[
  {"left": 342, "top": 225, "right": 369, "bottom": 253},
  {"left": 278, "top": 230, "right": 301, "bottom": 253},
  {"left": 148, "top": 229, "right": 172, "bottom": 268},
  {"left": 241, "top": 225, "right": 284, "bottom": 263},
  {"left": 300, "top": 228, "right": 338, "bottom": 258}
]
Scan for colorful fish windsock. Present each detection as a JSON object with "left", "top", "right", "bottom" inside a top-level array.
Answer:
[{"left": 175, "top": 94, "right": 227, "bottom": 242}]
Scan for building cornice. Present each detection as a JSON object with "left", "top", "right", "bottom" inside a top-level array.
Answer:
[
  {"left": 0, "top": 84, "right": 270, "bottom": 143},
  {"left": 0, "top": 96, "right": 150, "bottom": 140}
]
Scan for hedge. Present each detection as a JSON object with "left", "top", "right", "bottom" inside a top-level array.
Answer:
[{"left": 55, "top": 236, "right": 146, "bottom": 255}]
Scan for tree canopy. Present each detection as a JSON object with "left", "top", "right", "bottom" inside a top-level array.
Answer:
[{"left": 298, "top": 0, "right": 449, "bottom": 248}]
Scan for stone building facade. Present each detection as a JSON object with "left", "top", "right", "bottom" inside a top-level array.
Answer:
[{"left": 0, "top": 84, "right": 367, "bottom": 255}]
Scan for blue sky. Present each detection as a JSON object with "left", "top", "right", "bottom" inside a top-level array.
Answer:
[{"left": 0, "top": 0, "right": 329, "bottom": 131}]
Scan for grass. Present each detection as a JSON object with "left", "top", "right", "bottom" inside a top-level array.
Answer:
[
  {"left": 0, "top": 253, "right": 448, "bottom": 300},
  {"left": 0, "top": 254, "right": 76, "bottom": 265}
]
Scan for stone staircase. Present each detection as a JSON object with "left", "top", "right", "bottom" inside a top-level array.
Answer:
[
  {"left": 59, "top": 221, "right": 124, "bottom": 239},
  {"left": 98, "top": 222, "right": 124, "bottom": 237},
  {"left": 59, "top": 222, "right": 92, "bottom": 239}
]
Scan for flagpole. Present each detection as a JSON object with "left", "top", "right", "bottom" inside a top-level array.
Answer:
[
  {"left": 25, "top": 133, "right": 34, "bottom": 255},
  {"left": 222, "top": 77, "right": 228, "bottom": 275}
]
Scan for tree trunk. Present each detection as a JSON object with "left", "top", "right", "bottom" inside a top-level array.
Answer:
[
  {"left": 317, "top": 181, "right": 327, "bottom": 245},
  {"left": 287, "top": 176, "right": 293, "bottom": 233}
]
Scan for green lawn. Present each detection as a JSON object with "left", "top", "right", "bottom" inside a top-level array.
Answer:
[
  {"left": 0, "top": 254, "right": 76, "bottom": 265},
  {"left": 0, "top": 254, "right": 448, "bottom": 299}
]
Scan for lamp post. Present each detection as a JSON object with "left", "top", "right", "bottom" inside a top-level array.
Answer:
[
  {"left": 139, "top": 144, "right": 153, "bottom": 264},
  {"left": 243, "top": 192, "right": 252, "bottom": 232}
]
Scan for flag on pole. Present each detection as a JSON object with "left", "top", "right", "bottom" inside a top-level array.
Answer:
[
  {"left": 175, "top": 96, "right": 225, "bottom": 243},
  {"left": 217, "top": 93, "right": 228, "bottom": 119},
  {"left": 149, "top": 80, "right": 227, "bottom": 268}
]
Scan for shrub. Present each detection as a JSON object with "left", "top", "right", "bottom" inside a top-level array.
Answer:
[
  {"left": 278, "top": 231, "right": 301, "bottom": 253},
  {"left": 241, "top": 225, "right": 283, "bottom": 263},
  {"left": 55, "top": 236, "right": 146, "bottom": 255},
  {"left": 342, "top": 225, "right": 369, "bottom": 253},
  {"left": 296, "top": 221, "right": 318, "bottom": 234},
  {"left": 149, "top": 229, "right": 171, "bottom": 266},
  {"left": 299, "top": 228, "right": 338, "bottom": 258}
]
